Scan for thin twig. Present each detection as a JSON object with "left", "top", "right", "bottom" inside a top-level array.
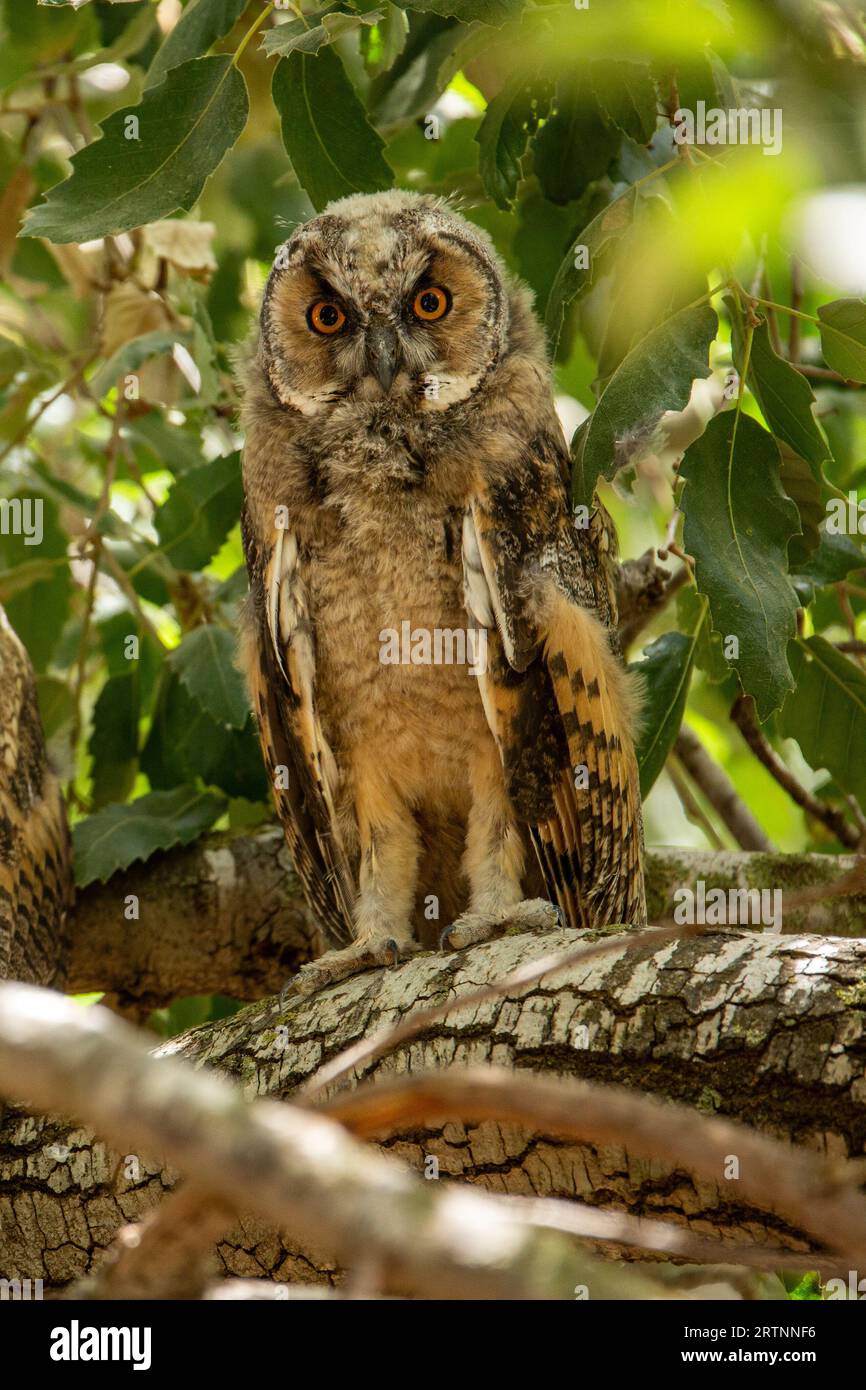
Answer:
[
  {"left": 674, "top": 724, "right": 773, "bottom": 851},
  {"left": 730, "top": 692, "right": 860, "bottom": 849},
  {"left": 666, "top": 756, "right": 726, "bottom": 850}
]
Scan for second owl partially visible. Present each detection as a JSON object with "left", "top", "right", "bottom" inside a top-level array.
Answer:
[{"left": 238, "top": 189, "right": 645, "bottom": 996}]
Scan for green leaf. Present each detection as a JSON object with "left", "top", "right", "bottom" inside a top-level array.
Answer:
[
  {"left": 0, "top": 493, "right": 71, "bottom": 672},
  {"left": 88, "top": 670, "right": 140, "bottom": 809},
  {"left": 631, "top": 630, "right": 696, "bottom": 796},
  {"left": 591, "top": 60, "right": 658, "bottom": 144},
  {"left": 90, "top": 329, "right": 179, "bottom": 400},
  {"left": 779, "top": 637, "right": 866, "bottom": 810},
  {"left": 368, "top": 13, "right": 464, "bottom": 127},
  {"left": 22, "top": 56, "right": 249, "bottom": 243},
  {"left": 263, "top": 6, "right": 383, "bottom": 57},
  {"left": 729, "top": 311, "right": 829, "bottom": 489},
  {"left": 36, "top": 676, "right": 74, "bottom": 740},
  {"left": 575, "top": 303, "right": 718, "bottom": 503},
  {"left": 676, "top": 585, "right": 728, "bottom": 685},
  {"left": 72, "top": 786, "right": 227, "bottom": 887},
  {"left": 393, "top": 0, "right": 523, "bottom": 23},
  {"left": 475, "top": 77, "right": 545, "bottom": 210},
  {"left": 680, "top": 413, "right": 801, "bottom": 719},
  {"left": 817, "top": 299, "right": 866, "bottom": 383},
  {"left": 272, "top": 49, "right": 392, "bottom": 212},
  {"left": 531, "top": 76, "right": 619, "bottom": 206},
  {"left": 169, "top": 625, "right": 249, "bottom": 730},
  {"left": 153, "top": 452, "right": 242, "bottom": 572},
  {"left": 791, "top": 529, "right": 865, "bottom": 590},
  {"left": 777, "top": 443, "right": 824, "bottom": 566},
  {"left": 545, "top": 184, "right": 643, "bottom": 353},
  {"left": 145, "top": 0, "right": 249, "bottom": 89},
  {"left": 142, "top": 673, "right": 267, "bottom": 802}
]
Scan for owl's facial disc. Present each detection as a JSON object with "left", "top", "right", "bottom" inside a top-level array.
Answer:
[{"left": 262, "top": 199, "right": 506, "bottom": 415}]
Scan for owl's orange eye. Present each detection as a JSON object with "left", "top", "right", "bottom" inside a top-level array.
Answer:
[
  {"left": 412, "top": 286, "right": 451, "bottom": 322},
  {"left": 308, "top": 300, "right": 346, "bottom": 335}
]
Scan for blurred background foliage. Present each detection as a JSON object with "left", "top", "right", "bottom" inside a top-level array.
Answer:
[{"left": 2, "top": 0, "right": 866, "bottom": 1037}]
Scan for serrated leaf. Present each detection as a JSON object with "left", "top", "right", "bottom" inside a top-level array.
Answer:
[
  {"left": 731, "top": 313, "right": 829, "bottom": 473},
  {"left": 680, "top": 413, "right": 800, "bottom": 719},
  {"left": 169, "top": 625, "right": 249, "bottom": 730},
  {"left": 146, "top": 0, "right": 248, "bottom": 89},
  {"left": 72, "top": 786, "right": 227, "bottom": 887},
  {"left": 475, "top": 76, "right": 544, "bottom": 210},
  {"left": 575, "top": 302, "right": 718, "bottom": 503},
  {"left": 272, "top": 49, "right": 392, "bottom": 212},
  {"left": 545, "top": 183, "right": 642, "bottom": 352},
  {"left": 263, "top": 6, "right": 382, "bottom": 57},
  {"left": 88, "top": 670, "right": 140, "bottom": 809},
  {"left": 630, "top": 630, "right": 696, "bottom": 796},
  {"left": 142, "top": 673, "right": 267, "bottom": 801},
  {"left": 22, "top": 56, "right": 249, "bottom": 244},
  {"left": 153, "top": 452, "right": 242, "bottom": 572},
  {"left": 817, "top": 299, "right": 866, "bottom": 383},
  {"left": 591, "top": 59, "right": 658, "bottom": 144},
  {"left": 779, "top": 637, "right": 866, "bottom": 810}
]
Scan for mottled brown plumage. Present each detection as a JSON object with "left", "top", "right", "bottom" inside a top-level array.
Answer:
[
  {"left": 238, "top": 191, "right": 645, "bottom": 994},
  {"left": 0, "top": 606, "right": 72, "bottom": 986}
]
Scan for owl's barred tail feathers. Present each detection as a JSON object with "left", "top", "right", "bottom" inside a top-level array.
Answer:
[{"left": 538, "top": 587, "right": 646, "bottom": 930}]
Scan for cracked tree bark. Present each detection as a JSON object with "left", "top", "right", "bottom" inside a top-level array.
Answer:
[
  {"left": 3, "top": 922, "right": 866, "bottom": 1288},
  {"left": 65, "top": 828, "right": 866, "bottom": 1013}
]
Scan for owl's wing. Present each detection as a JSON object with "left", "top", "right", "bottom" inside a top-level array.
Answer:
[
  {"left": 0, "top": 606, "right": 73, "bottom": 986},
  {"left": 241, "top": 507, "right": 355, "bottom": 947},
  {"left": 463, "top": 430, "right": 646, "bottom": 930}
]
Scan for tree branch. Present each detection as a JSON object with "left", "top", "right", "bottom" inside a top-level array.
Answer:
[
  {"left": 731, "top": 692, "right": 861, "bottom": 849},
  {"left": 674, "top": 724, "right": 774, "bottom": 851}
]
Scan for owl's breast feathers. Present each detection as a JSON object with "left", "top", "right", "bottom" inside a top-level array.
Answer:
[{"left": 463, "top": 429, "right": 646, "bottom": 930}]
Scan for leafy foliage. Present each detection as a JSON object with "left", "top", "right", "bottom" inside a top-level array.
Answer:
[{"left": 2, "top": 0, "right": 865, "bottom": 892}]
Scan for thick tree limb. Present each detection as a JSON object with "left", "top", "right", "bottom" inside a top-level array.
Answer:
[
  {"left": 65, "top": 831, "right": 866, "bottom": 1012},
  {"left": 4, "top": 924, "right": 866, "bottom": 1287}
]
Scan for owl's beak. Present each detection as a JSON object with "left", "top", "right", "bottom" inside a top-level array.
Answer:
[{"left": 365, "top": 318, "right": 400, "bottom": 394}]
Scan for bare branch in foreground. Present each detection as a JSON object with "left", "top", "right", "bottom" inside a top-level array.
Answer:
[
  {"left": 0, "top": 980, "right": 669, "bottom": 1301},
  {"left": 319, "top": 1069, "right": 866, "bottom": 1266}
]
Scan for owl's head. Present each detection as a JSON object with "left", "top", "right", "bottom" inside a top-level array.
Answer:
[{"left": 259, "top": 190, "right": 510, "bottom": 417}]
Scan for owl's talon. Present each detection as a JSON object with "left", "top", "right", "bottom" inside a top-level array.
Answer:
[{"left": 442, "top": 898, "right": 562, "bottom": 952}]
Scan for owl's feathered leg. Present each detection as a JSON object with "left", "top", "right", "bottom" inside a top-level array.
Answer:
[
  {"left": 441, "top": 741, "right": 559, "bottom": 950},
  {"left": 287, "top": 761, "right": 421, "bottom": 997}
]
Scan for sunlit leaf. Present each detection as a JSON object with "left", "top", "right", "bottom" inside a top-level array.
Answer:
[
  {"left": 817, "top": 299, "right": 866, "bottom": 383},
  {"left": 680, "top": 412, "right": 800, "bottom": 719},
  {"left": 575, "top": 302, "right": 717, "bottom": 502},
  {"left": 22, "top": 56, "right": 249, "bottom": 243}
]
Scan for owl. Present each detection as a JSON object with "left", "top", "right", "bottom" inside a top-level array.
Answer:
[
  {"left": 0, "top": 605, "right": 72, "bottom": 987},
  {"left": 238, "top": 190, "right": 645, "bottom": 996}
]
